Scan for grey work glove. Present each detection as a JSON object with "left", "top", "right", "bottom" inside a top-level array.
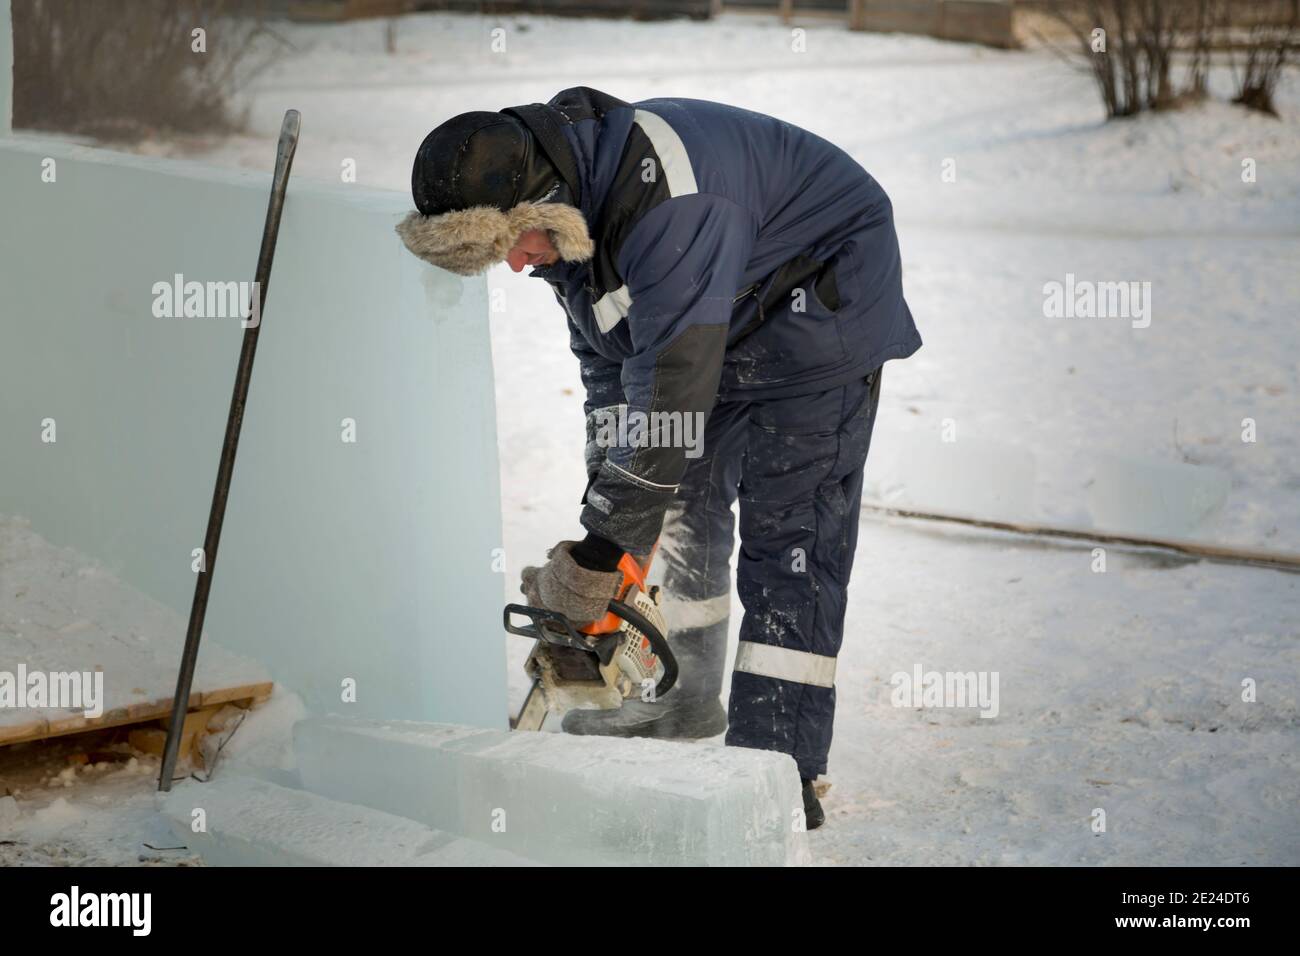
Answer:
[{"left": 520, "top": 540, "right": 622, "bottom": 626}]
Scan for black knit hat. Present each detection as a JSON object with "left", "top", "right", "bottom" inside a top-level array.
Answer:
[{"left": 411, "top": 111, "right": 562, "bottom": 216}]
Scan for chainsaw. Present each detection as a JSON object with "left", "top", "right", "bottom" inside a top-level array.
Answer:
[{"left": 504, "top": 550, "right": 677, "bottom": 732}]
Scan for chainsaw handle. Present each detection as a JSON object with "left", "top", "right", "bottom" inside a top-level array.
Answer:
[
  {"left": 503, "top": 604, "right": 622, "bottom": 667},
  {"left": 503, "top": 603, "right": 585, "bottom": 643},
  {"left": 502, "top": 600, "right": 678, "bottom": 699},
  {"left": 583, "top": 550, "right": 655, "bottom": 636}
]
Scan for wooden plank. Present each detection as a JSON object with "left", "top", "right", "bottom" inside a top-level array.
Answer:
[
  {"left": 45, "top": 712, "right": 93, "bottom": 737},
  {"left": 0, "top": 684, "right": 273, "bottom": 748},
  {"left": 160, "top": 706, "right": 221, "bottom": 734},
  {"left": 141, "top": 705, "right": 224, "bottom": 766},
  {"left": 126, "top": 727, "right": 169, "bottom": 757},
  {"left": 0, "top": 704, "right": 163, "bottom": 747},
  {"left": 194, "top": 681, "right": 274, "bottom": 708},
  {"left": 0, "top": 717, "right": 49, "bottom": 747},
  {"left": 126, "top": 695, "right": 174, "bottom": 721}
]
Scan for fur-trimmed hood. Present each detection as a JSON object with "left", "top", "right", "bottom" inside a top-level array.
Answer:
[{"left": 395, "top": 200, "right": 593, "bottom": 276}]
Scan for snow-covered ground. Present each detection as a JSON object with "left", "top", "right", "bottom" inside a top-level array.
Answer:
[{"left": 4, "top": 11, "right": 1297, "bottom": 864}]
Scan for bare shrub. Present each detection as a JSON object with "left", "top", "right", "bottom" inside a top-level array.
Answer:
[
  {"left": 1044, "top": 0, "right": 1210, "bottom": 117},
  {"left": 11, "top": 0, "right": 281, "bottom": 141},
  {"left": 1229, "top": 0, "right": 1299, "bottom": 116},
  {"left": 1184, "top": 0, "right": 1222, "bottom": 98},
  {"left": 1044, "top": 0, "right": 1296, "bottom": 118}
]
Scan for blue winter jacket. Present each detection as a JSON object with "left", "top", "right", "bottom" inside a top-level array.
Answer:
[{"left": 526, "top": 88, "right": 921, "bottom": 552}]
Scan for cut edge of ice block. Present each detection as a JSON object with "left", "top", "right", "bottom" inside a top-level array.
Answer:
[
  {"left": 159, "top": 773, "right": 543, "bottom": 867},
  {"left": 294, "top": 716, "right": 812, "bottom": 867}
]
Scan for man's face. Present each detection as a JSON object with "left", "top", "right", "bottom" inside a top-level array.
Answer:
[{"left": 506, "top": 229, "right": 559, "bottom": 272}]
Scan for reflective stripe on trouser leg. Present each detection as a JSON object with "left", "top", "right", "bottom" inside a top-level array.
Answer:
[
  {"left": 726, "top": 370, "right": 882, "bottom": 780},
  {"left": 734, "top": 641, "right": 837, "bottom": 688}
]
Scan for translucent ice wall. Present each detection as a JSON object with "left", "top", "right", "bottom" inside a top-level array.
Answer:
[
  {"left": 0, "top": 1, "right": 11, "bottom": 133},
  {"left": 0, "top": 136, "right": 506, "bottom": 729}
]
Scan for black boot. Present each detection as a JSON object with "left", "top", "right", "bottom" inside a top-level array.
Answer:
[
  {"left": 561, "top": 619, "right": 728, "bottom": 739},
  {"left": 801, "top": 778, "right": 825, "bottom": 830}
]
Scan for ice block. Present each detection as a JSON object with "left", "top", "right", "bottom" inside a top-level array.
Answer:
[
  {"left": 1087, "top": 452, "right": 1230, "bottom": 539},
  {"left": 294, "top": 717, "right": 811, "bottom": 866},
  {"left": 159, "top": 774, "right": 542, "bottom": 866}
]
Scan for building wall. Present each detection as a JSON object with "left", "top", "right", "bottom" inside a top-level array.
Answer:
[
  {"left": 276, "top": 0, "right": 722, "bottom": 20},
  {"left": 0, "top": 138, "right": 507, "bottom": 729}
]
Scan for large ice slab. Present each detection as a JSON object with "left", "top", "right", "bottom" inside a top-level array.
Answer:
[
  {"left": 0, "top": 138, "right": 504, "bottom": 729},
  {"left": 0, "top": 0, "right": 12, "bottom": 133},
  {"left": 295, "top": 717, "right": 811, "bottom": 866},
  {"left": 160, "top": 774, "right": 541, "bottom": 866},
  {"left": 1086, "top": 452, "right": 1230, "bottom": 539},
  {"left": 866, "top": 430, "right": 1037, "bottom": 523}
]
